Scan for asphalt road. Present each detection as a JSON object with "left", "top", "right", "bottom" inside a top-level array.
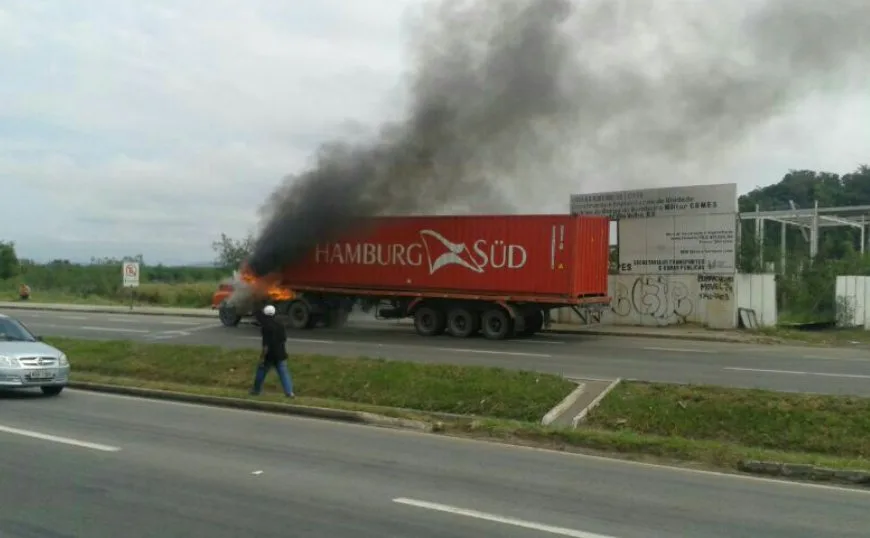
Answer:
[
  {"left": 1, "top": 389, "right": 867, "bottom": 538},
  {"left": 8, "top": 308, "right": 870, "bottom": 396}
]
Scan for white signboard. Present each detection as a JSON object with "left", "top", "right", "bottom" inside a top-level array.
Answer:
[
  {"left": 122, "top": 261, "right": 140, "bottom": 288},
  {"left": 570, "top": 183, "right": 737, "bottom": 219},
  {"left": 617, "top": 214, "right": 736, "bottom": 275}
]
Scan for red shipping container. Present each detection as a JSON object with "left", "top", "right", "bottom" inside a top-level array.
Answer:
[{"left": 280, "top": 214, "right": 610, "bottom": 301}]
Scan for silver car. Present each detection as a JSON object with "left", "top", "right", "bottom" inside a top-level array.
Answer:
[{"left": 0, "top": 313, "right": 70, "bottom": 396}]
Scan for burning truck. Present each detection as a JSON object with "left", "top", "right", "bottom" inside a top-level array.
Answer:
[{"left": 212, "top": 213, "right": 612, "bottom": 340}]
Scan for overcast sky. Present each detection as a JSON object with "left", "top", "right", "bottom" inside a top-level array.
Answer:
[{"left": 2, "top": 0, "right": 868, "bottom": 264}]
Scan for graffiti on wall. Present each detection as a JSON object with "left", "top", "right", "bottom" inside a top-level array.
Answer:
[
  {"left": 611, "top": 276, "right": 695, "bottom": 325},
  {"left": 697, "top": 274, "right": 733, "bottom": 301},
  {"left": 610, "top": 274, "right": 735, "bottom": 325}
]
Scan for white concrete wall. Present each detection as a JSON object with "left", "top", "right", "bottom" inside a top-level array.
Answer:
[
  {"left": 554, "top": 273, "right": 777, "bottom": 329},
  {"left": 734, "top": 273, "right": 777, "bottom": 327},
  {"left": 835, "top": 276, "right": 870, "bottom": 329}
]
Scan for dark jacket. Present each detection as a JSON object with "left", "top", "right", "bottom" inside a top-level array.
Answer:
[{"left": 260, "top": 317, "right": 288, "bottom": 363}]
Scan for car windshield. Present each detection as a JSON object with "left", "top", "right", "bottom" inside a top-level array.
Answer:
[{"left": 0, "top": 318, "right": 37, "bottom": 342}]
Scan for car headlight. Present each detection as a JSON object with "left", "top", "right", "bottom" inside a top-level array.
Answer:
[
  {"left": 0, "top": 355, "right": 21, "bottom": 368},
  {"left": 58, "top": 353, "right": 69, "bottom": 366}
]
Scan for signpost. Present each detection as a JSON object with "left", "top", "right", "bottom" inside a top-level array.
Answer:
[{"left": 122, "top": 261, "right": 140, "bottom": 310}]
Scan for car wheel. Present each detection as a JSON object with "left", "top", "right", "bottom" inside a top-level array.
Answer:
[{"left": 41, "top": 386, "right": 64, "bottom": 396}]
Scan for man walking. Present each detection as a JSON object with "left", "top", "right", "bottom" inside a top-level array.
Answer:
[{"left": 249, "top": 304, "right": 295, "bottom": 397}]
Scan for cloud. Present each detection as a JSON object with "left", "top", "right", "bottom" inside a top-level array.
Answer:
[
  {"left": 0, "top": 0, "right": 867, "bottom": 263},
  {"left": 0, "top": 0, "right": 416, "bottom": 262}
]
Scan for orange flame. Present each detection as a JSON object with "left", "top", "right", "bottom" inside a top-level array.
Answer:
[{"left": 239, "top": 264, "right": 295, "bottom": 302}]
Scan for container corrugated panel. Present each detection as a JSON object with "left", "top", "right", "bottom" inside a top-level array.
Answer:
[
  {"left": 280, "top": 214, "right": 610, "bottom": 299},
  {"left": 569, "top": 215, "right": 610, "bottom": 297}
]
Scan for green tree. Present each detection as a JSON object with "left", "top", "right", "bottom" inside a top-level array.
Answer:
[
  {"left": 0, "top": 241, "right": 20, "bottom": 280},
  {"left": 738, "top": 164, "right": 870, "bottom": 322},
  {"left": 211, "top": 233, "right": 254, "bottom": 270}
]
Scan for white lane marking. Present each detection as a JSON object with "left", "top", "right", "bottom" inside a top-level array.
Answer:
[
  {"left": 246, "top": 336, "right": 552, "bottom": 357},
  {"left": 724, "top": 367, "right": 870, "bottom": 379},
  {"left": 173, "top": 322, "right": 219, "bottom": 332},
  {"left": 434, "top": 347, "right": 551, "bottom": 358},
  {"left": 105, "top": 316, "right": 139, "bottom": 323},
  {"left": 59, "top": 315, "right": 89, "bottom": 321},
  {"left": 393, "top": 498, "right": 617, "bottom": 537},
  {"left": 801, "top": 355, "right": 870, "bottom": 363},
  {"left": 0, "top": 424, "right": 121, "bottom": 452},
  {"left": 70, "top": 389, "right": 870, "bottom": 496},
  {"left": 243, "top": 336, "right": 334, "bottom": 344},
  {"left": 289, "top": 338, "right": 339, "bottom": 344},
  {"left": 15, "top": 322, "right": 62, "bottom": 329},
  {"left": 643, "top": 346, "right": 714, "bottom": 354},
  {"left": 79, "top": 326, "right": 150, "bottom": 334},
  {"left": 516, "top": 339, "right": 565, "bottom": 345},
  {"left": 144, "top": 334, "right": 183, "bottom": 341},
  {"left": 142, "top": 323, "right": 224, "bottom": 341}
]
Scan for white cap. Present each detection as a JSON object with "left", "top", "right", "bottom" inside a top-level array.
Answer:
[{"left": 262, "top": 305, "right": 276, "bottom": 316}]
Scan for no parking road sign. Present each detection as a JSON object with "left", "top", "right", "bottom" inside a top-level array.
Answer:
[{"left": 122, "top": 261, "right": 140, "bottom": 288}]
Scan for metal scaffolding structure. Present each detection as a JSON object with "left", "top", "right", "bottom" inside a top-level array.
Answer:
[{"left": 738, "top": 201, "right": 870, "bottom": 271}]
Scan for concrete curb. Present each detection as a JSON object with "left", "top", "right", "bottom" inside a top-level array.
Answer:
[
  {"left": 68, "top": 381, "right": 433, "bottom": 432},
  {"left": 572, "top": 378, "right": 622, "bottom": 427},
  {"left": 544, "top": 327, "right": 753, "bottom": 344},
  {"left": 738, "top": 460, "right": 870, "bottom": 487},
  {"left": 540, "top": 382, "right": 586, "bottom": 426}
]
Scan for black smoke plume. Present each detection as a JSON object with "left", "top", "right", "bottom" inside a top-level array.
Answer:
[
  {"left": 245, "top": 0, "right": 870, "bottom": 278},
  {"left": 245, "top": 0, "right": 575, "bottom": 277}
]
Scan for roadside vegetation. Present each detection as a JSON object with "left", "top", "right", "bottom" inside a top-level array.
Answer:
[
  {"left": 48, "top": 337, "right": 870, "bottom": 476},
  {"left": 443, "top": 383, "right": 870, "bottom": 474},
  {"left": 0, "top": 250, "right": 223, "bottom": 308},
  {"left": 49, "top": 337, "right": 575, "bottom": 421}
]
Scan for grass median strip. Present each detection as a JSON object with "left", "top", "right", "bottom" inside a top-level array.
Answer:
[
  {"left": 47, "top": 337, "right": 575, "bottom": 421},
  {"left": 47, "top": 337, "right": 870, "bottom": 479},
  {"left": 586, "top": 381, "right": 870, "bottom": 459},
  {"left": 457, "top": 380, "right": 870, "bottom": 474}
]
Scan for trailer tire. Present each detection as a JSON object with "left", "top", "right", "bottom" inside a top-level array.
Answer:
[
  {"left": 520, "top": 310, "right": 545, "bottom": 336},
  {"left": 481, "top": 307, "right": 513, "bottom": 340},
  {"left": 287, "top": 300, "right": 315, "bottom": 330},
  {"left": 446, "top": 307, "right": 479, "bottom": 338},
  {"left": 218, "top": 301, "right": 241, "bottom": 327},
  {"left": 414, "top": 306, "right": 446, "bottom": 337}
]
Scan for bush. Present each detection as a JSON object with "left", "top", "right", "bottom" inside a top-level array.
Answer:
[{"left": 0, "top": 261, "right": 225, "bottom": 307}]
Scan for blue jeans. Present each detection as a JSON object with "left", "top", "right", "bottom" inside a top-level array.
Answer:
[{"left": 250, "top": 359, "right": 294, "bottom": 396}]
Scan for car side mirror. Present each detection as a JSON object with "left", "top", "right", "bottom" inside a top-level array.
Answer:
[{"left": 35, "top": 336, "right": 43, "bottom": 341}]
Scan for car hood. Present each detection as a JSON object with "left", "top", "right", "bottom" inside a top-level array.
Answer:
[{"left": 0, "top": 341, "right": 63, "bottom": 358}]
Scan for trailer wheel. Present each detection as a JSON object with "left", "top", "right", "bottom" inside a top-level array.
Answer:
[
  {"left": 481, "top": 307, "right": 513, "bottom": 340},
  {"left": 287, "top": 300, "right": 315, "bottom": 330},
  {"left": 446, "top": 307, "right": 479, "bottom": 338},
  {"left": 218, "top": 301, "right": 241, "bottom": 327},
  {"left": 519, "top": 310, "right": 545, "bottom": 336},
  {"left": 414, "top": 306, "right": 446, "bottom": 337}
]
